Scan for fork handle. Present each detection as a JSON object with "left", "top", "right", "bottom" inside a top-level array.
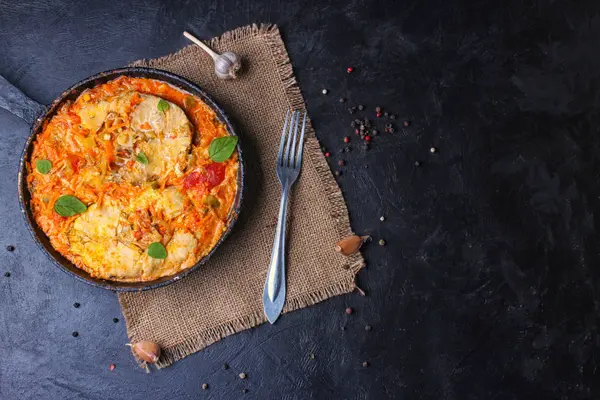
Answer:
[{"left": 263, "top": 184, "right": 291, "bottom": 324}]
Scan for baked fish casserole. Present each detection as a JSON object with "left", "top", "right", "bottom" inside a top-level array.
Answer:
[{"left": 27, "top": 77, "right": 239, "bottom": 282}]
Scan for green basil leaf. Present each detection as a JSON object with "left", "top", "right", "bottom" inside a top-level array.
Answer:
[
  {"left": 54, "top": 195, "right": 87, "bottom": 217},
  {"left": 136, "top": 152, "right": 149, "bottom": 165},
  {"left": 36, "top": 159, "right": 52, "bottom": 174},
  {"left": 148, "top": 242, "right": 167, "bottom": 259},
  {"left": 157, "top": 99, "right": 169, "bottom": 112},
  {"left": 209, "top": 136, "right": 239, "bottom": 162}
]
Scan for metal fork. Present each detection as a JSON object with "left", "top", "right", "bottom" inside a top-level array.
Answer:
[{"left": 263, "top": 110, "right": 307, "bottom": 324}]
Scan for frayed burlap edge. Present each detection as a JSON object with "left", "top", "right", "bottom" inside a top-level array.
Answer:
[{"left": 120, "top": 23, "right": 366, "bottom": 368}]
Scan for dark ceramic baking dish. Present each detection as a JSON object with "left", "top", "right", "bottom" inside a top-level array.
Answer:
[{"left": 0, "top": 67, "right": 244, "bottom": 292}]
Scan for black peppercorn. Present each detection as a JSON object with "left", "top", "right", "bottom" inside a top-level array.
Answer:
[
  {"left": 223, "top": 363, "right": 229, "bottom": 370},
  {"left": 6, "top": 245, "right": 15, "bottom": 252},
  {"left": 242, "top": 389, "right": 248, "bottom": 394},
  {"left": 113, "top": 318, "right": 119, "bottom": 323},
  {"left": 4, "top": 272, "right": 10, "bottom": 277},
  {"left": 73, "top": 302, "right": 80, "bottom": 308},
  {"left": 384, "top": 111, "right": 389, "bottom": 117},
  {"left": 372, "top": 129, "right": 378, "bottom": 136},
  {"left": 350, "top": 121, "right": 356, "bottom": 128},
  {"left": 344, "top": 147, "right": 351, "bottom": 153},
  {"left": 348, "top": 108, "right": 355, "bottom": 114},
  {"left": 72, "top": 331, "right": 79, "bottom": 337},
  {"left": 365, "top": 325, "right": 372, "bottom": 331},
  {"left": 390, "top": 114, "right": 396, "bottom": 119}
]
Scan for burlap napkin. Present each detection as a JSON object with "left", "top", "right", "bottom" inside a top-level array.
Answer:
[{"left": 119, "top": 24, "right": 365, "bottom": 368}]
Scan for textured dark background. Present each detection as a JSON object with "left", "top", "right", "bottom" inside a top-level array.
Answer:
[{"left": 1, "top": 0, "right": 599, "bottom": 399}]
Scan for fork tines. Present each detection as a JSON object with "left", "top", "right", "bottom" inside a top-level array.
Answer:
[{"left": 277, "top": 110, "right": 307, "bottom": 169}]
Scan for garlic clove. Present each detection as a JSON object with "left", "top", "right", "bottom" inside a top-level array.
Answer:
[
  {"left": 184, "top": 31, "right": 243, "bottom": 80},
  {"left": 129, "top": 341, "right": 161, "bottom": 363},
  {"left": 335, "top": 235, "right": 370, "bottom": 256},
  {"left": 215, "top": 52, "right": 242, "bottom": 80}
]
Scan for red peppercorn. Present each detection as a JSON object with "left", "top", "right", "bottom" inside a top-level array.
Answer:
[
  {"left": 345, "top": 307, "right": 353, "bottom": 315},
  {"left": 109, "top": 364, "right": 116, "bottom": 371},
  {"left": 344, "top": 136, "right": 350, "bottom": 143},
  {"left": 376, "top": 112, "right": 382, "bottom": 118},
  {"left": 325, "top": 152, "right": 331, "bottom": 157},
  {"left": 347, "top": 67, "right": 354, "bottom": 73},
  {"left": 365, "top": 135, "right": 371, "bottom": 142}
]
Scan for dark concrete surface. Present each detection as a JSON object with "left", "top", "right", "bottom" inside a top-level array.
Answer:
[{"left": 1, "top": 0, "right": 600, "bottom": 399}]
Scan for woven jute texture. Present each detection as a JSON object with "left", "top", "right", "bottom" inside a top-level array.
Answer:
[{"left": 118, "top": 24, "right": 365, "bottom": 368}]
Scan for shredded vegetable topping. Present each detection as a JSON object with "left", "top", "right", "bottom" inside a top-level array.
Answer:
[{"left": 28, "top": 77, "right": 238, "bottom": 281}]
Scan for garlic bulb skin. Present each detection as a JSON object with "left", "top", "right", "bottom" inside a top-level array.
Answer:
[{"left": 215, "top": 52, "right": 243, "bottom": 80}]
